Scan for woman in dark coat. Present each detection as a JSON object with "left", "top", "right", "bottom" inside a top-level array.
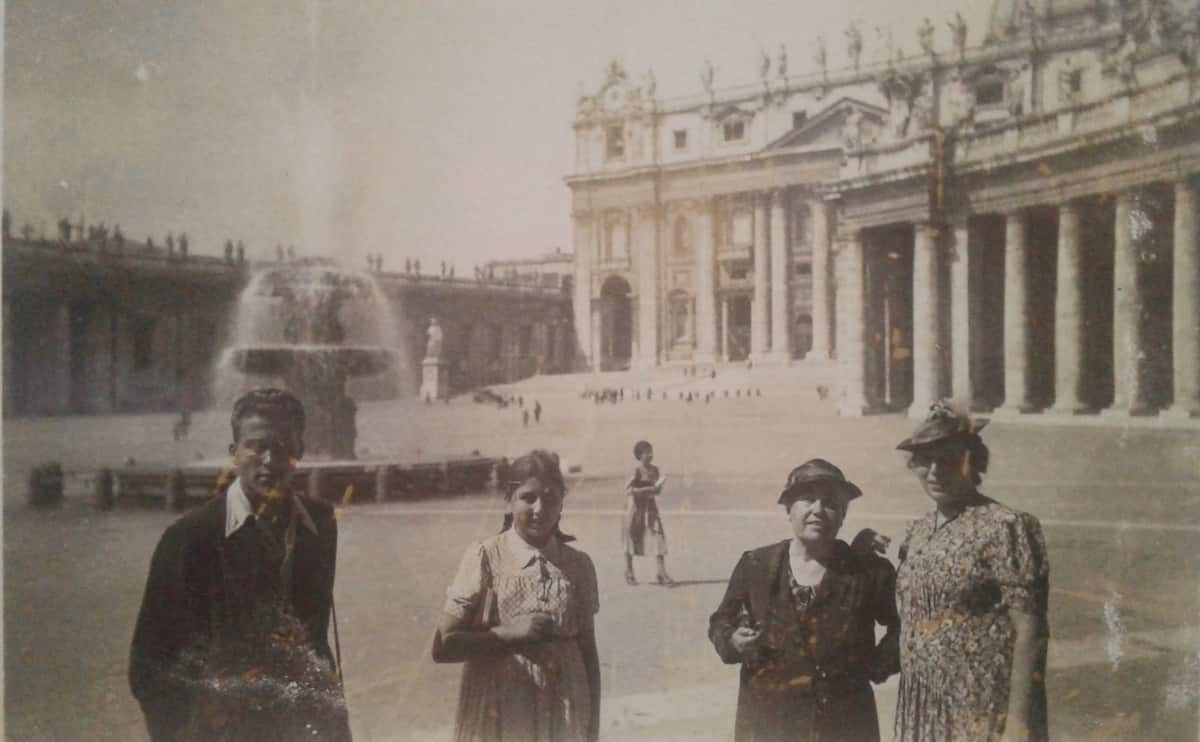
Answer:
[{"left": 708, "top": 459, "right": 900, "bottom": 742}]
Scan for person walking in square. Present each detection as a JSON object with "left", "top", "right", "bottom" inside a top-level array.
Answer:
[
  {"left": 129, "top": 388, "right": 351, "bottom": 742},
  {"left": 433, "top": 450, "right": 601, "bottom": 742},
  {"left": 621, "top": 440, "right": 673, "bottom": 585},
  {"left": 892, "top": 401, "right": 1050, "bottom": 742},
  {"left": 708, "top": 459, "right": 900, "bottom": 742}
]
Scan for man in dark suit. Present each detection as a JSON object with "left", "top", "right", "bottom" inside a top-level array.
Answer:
[
  {"left": 708, "top": 459, "right": 899, "bottom": 742},
  {"left": 130, "top": 388, "right": 351, "bottom": 741}
]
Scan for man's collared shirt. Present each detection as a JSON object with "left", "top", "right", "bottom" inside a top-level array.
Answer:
[
  {"left": 225, "top": 477, "right": 318, "bottom": 592},
  {"left": 224, "top": 477, "right": 317, "bottom": 539}
]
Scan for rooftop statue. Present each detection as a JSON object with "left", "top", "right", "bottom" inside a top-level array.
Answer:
[
  {"left": 845, "top": 22, "right": 863, "bottom": 71},
  {"left": 918, "top": 17, "right": 936, "bottom": 56},
  {"left": 948, "top": 13, "right": 968, "bottom": 62},
  {"left": 701, "top": 58, "right": 717, "bottom": 96}
]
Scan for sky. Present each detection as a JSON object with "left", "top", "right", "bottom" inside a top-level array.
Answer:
[{"left": 4, "top": 0, "right": 994, "bottom": 271}]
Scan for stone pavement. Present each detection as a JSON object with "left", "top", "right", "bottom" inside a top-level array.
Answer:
[{"left": 4, "top": 368, "right": 1199, "bottom": 740}]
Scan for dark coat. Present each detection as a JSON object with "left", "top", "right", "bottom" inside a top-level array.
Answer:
[
  {"left": 709, "top": 540, "right": 900, "bottom": 742},
  {"left": 129, "top": 490, "right": 349, "bottom": 742}
]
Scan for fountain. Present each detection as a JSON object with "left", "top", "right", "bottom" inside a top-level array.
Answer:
[{"left": 216, "top": 259, "right": 401, "bottom": 459}]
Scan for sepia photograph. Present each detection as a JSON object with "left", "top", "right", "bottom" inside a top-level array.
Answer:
[{"left": 3, "top": 0, "right": 1199, "bottom": 740}]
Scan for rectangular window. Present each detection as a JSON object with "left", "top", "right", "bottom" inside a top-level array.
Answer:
[
  {"left": 133, "top": 317, "right": 156, "bottom": 371},
  {"left": 728, "top": 266, "right": 748, "bottom": 280},
  {"left": 1066, "top": 69, "right": 1083, "bottom": 94},
  {"left": 673, "top": 129, "right": 688, "bottom": 149},
  {"left": 606, "top": 125, "right": 625, "bottom": 159},
  {"left": 794, "top": 263, "right": 813, "bottom": 277},
  {"left": 792, "top": 111, "right": 807, "bottom": 129},
  {"left": 976, "top": 81, "right": 1004, "bottom": 106},
  {"left": 723, "top": 120, "right": 745, "bottom": 142}
]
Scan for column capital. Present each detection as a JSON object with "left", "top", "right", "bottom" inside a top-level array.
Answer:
[
  {"left": 674, "top": 197, "right": 716, "bottom": 216},
  {"left": 836, "top": 224, "right": 864, "bottom": 242},
  {"left": 912, "top": 220, "right": 946, "bottom": 238},
  {"left": 765, "top": 186, "right": 790, "bottom": 205},
  {"left": 1054, "top": 193, "right": 1084, "bottom": 206},
  {"left": 634, "top": 203, "right": 666, "bottom": 220},
  {"left": 571, "top": 209, "right": 593, "bottom": 224},
  {"left": 943, "top": 211, "right": 970, "bottom": 229}
]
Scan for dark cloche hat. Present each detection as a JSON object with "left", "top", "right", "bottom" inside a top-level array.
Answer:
[
  {"left": 778, "top": 458, "right": 863, "bottom": 506},
  {"left": 896, "top": 399, "right": 988, "bottom": 452}
]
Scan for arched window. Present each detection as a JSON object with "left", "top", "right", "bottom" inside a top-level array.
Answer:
[
  {"left": 793, "top": 313, "right": 813, "bottom": 357},
  {"left": 668, "top": 289, "right": 691, "bottom": 343}
]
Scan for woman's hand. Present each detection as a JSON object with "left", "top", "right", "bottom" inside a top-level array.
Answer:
[
  {"left": 491, "top": 612, "right": 555, "bottom": 644},
  {"left": 730, "top": 626, "right": 763, "bottom": 662},
  {"left": 851, "top": 528, "right": 891, "bottom": 557}
]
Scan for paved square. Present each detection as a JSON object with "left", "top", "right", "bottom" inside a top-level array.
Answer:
[{"left": 5, "top": 371, "right": 1199, "bottom": 740}]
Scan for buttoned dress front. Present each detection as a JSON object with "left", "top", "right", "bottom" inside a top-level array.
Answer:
[{"left": 445, "top": 530, "right": 599, "bottom": 742}]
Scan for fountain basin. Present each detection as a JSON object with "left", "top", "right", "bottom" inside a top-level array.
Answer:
[{"left": 228, "top": 345, "right": 396, "bottom": 378}]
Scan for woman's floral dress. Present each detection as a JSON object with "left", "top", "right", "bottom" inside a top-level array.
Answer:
[{"left": 895, "top": 496, "right": 1050, "bottom": 742}]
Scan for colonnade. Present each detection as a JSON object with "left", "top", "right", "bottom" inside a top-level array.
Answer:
[{"left": 837, "top": 175, "right": 1200, "bottom": 419}]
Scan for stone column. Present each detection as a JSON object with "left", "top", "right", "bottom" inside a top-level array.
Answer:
[
  {"left": 635, "top": 205, "right": 660, "bottom": 369},
  {"left": 720, "top": 297, "right": 730, "bottom": 360},
  {"left": 998, "top": 209, "right": 1034, "bottom": 414},
  {"left": 1165, "top": 177, "right": 1200, "bottom": 418},
  {"left": 1107, "top": 190, "right": 1151, "bottom": 415},
  {"left": 808, "top": 199, "right": 833, "bottom": 361},
  {"left": 909, "top": 221, "right": 944, "bottom": 418},
  {"left": 2, "top": 299, "right": 13, "bottom": 416},
  {"left": 907, "top": 219, "right": 945, "bottom": 415},
  {"left": 751, "top": 193, "right": 770, "bottom": 359},
  {"left": 590, "top": 304, "right": 602, "bottom": 372},
  {"left": 769, "top": 189, "right": 792, "bottom": 362},
  {"left": 949, "top": 216, "right": 981, "bottom": 408},
  {"left": 571, "top": 210, "right": 594, "bottom": 370},
  {"left": 836, "top": 227, "right": 870, "bottom": 415},
  {"left": 694, "top": 199, "right": 717, "bottom": 363},
  {"left": 1051, "top": 199, "right": 1089, "bottom": 414}
]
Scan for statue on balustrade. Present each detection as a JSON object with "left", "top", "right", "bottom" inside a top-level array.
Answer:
[
  {"left": 917, "top": 17, "right": 936, "bottom": 57},
  {"left": 947, "top": 13, "right": 968, "bottom": 63},
  {"left": 701, "top": 59, "right": 717, "bottom": 97},
  {"left": 845, "top": 22, "right": 863, "bottom": 71},
  {"left": 426, "top": 317, "right": 444, "bottom": 361}
]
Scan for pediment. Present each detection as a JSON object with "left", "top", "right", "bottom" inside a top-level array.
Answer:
[
  {"left": 767, "top": 97, "right": 887, "bottom": 150},
  {"left": 709, "top": 103, "right": 756, "bottom": 123}
]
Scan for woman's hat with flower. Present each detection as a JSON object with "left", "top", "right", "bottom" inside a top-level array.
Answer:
[{"left": 896, "top": 399, "right": 988, "bottom": 452}]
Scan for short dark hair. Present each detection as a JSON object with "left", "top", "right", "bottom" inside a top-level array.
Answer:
[
  {"left": 230, "top": 388, "right": 306, "bottom": 442},
  {"left": 633, "top": 440, "right": 653, "bottom": 459}
]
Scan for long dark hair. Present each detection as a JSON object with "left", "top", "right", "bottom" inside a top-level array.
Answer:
[{"left": 497, "top": 449, "right": 575, "bottom": 543}]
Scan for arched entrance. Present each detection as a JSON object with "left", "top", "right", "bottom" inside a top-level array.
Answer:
[{"left": 599, "top": 275, "right": 633, "bottom": 370}]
